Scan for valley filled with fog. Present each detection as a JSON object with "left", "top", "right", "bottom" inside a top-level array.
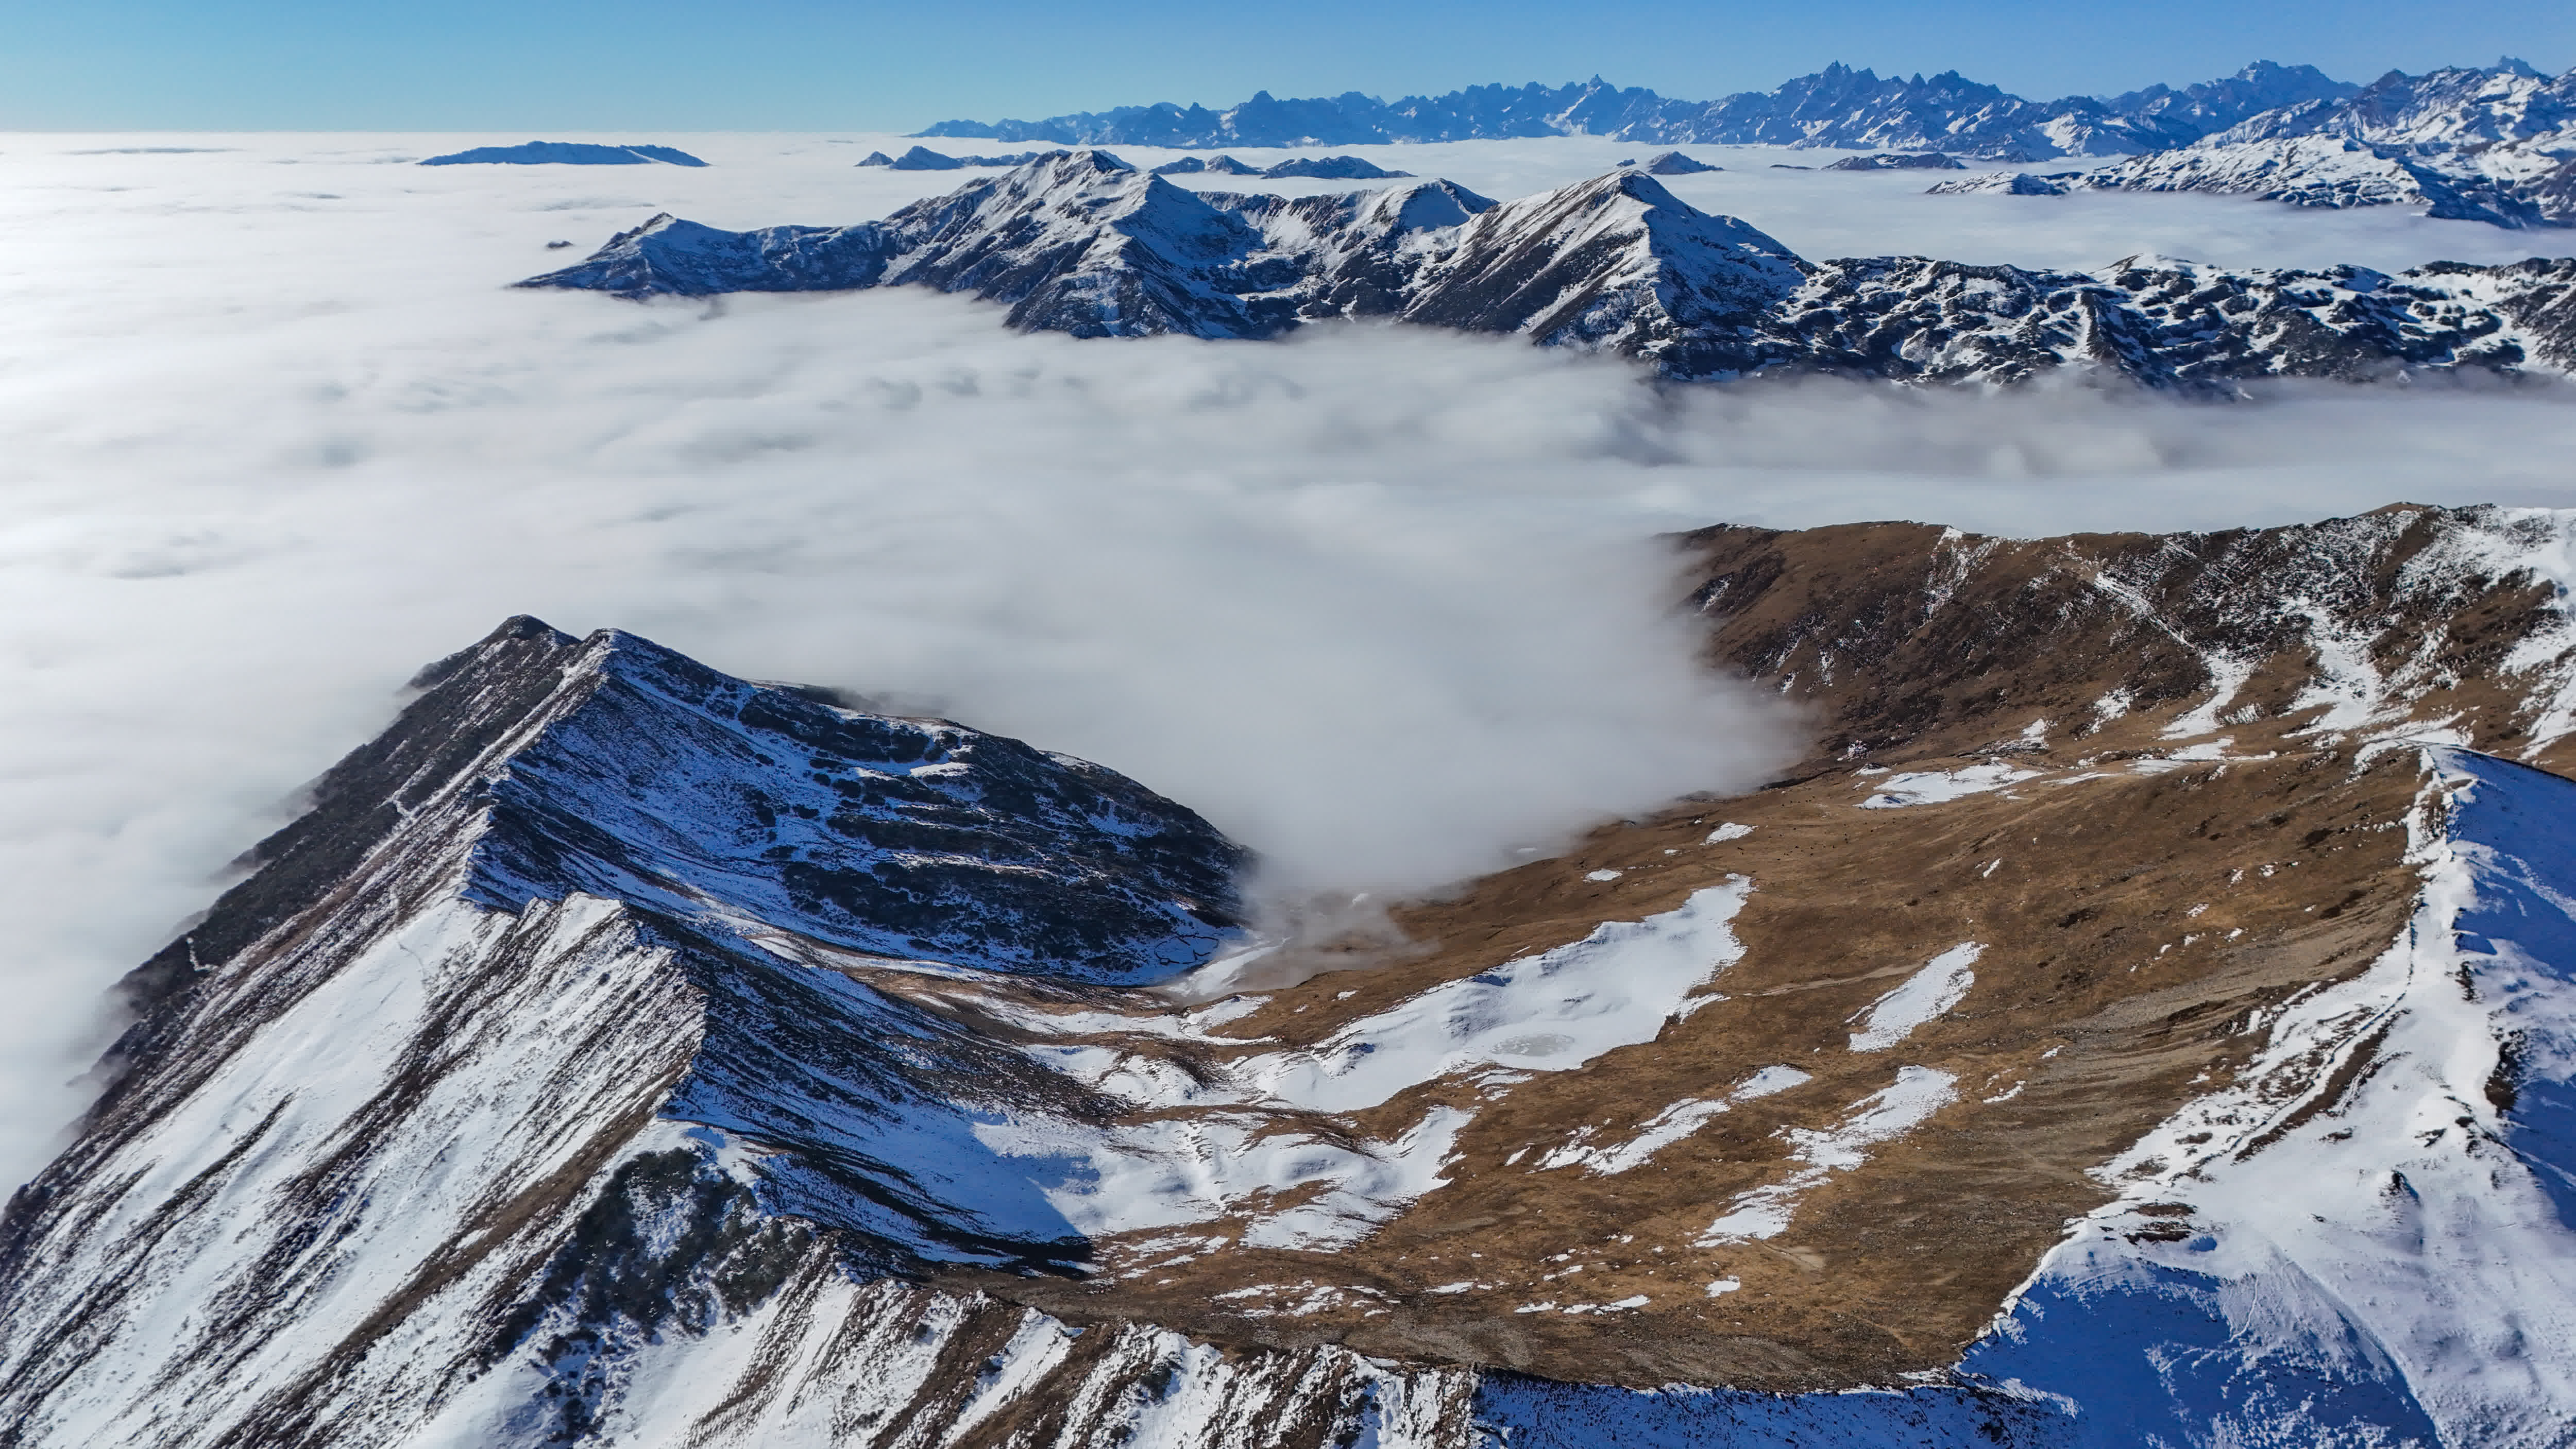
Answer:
[{"left": 3, "top": 132, "right": 2574, "bottom": 1189}]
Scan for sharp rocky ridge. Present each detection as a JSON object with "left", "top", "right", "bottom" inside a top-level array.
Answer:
[
  {"left": 518, "top": 148, "right": 2576, "bottom": 393},
  {"left": 12, "top": 505, "right": 2576, "bottom": 1444}
]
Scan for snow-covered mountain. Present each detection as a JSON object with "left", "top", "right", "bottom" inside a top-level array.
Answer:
[
  {"left": 2210, "top": 58, "right": 2574, "bottom": 152},
  {"left": 11, "top": 505, "right": 2576, "bottom": 1445},
  {"left": 1940, "top": 61, "right": 2576, "bottom": 230},
  {"left": 913, "top": 61, "right": 2358, "bottom": 161},
  {"left": 519, "top": 150, "right": 2576, "bottom": 390}
]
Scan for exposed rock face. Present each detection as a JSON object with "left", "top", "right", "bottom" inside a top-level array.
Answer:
[
  {"left": 418, "top": 141, "right": 707, "bottom": 167},
  {"left": 9, "top": 507, "right": 2576, "bottom": 1446},
  {"left": 518, "top": 151, "right": 2576, "bottom": 390},
  {"left": 910, "top": 61, "right": 2358, "bottom": 161}
]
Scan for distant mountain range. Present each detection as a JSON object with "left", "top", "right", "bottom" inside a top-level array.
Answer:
[
  {"left": 912, "top": 61, "right": 2363, "bottom": 161},
  {"left": 519, "top": 149, "right": 2576, "bottom": 392},
  {"left": 1930, "top": 60, "right": 2576, "bottom": 228}
]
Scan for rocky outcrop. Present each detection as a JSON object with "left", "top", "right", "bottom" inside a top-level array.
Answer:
[{"left": 519, "top": 151, "right": 2576, "bottom": 390}]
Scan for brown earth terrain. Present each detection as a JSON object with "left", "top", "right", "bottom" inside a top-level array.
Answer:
[{"left": 892, "top": 503, "right": 2576, "bottom": 1390}]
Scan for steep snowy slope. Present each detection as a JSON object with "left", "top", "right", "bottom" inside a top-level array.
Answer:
[
  {"left": 2211, "top": 61, "right": 2576, "bottom": 154},
  {"left": 1962, "top": 748, "right": 2576, "bottom": 1446},
  {"left": 1394, "top": 170, "right": 1806, "bottom": 370},
  {"left": 520, "top": 152, "right": 2576, "bottom": 390},
  {"left": 11, "top": 507, "right": 2576, "bottom": 1445}
]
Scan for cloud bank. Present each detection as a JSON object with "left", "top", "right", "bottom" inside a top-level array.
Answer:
[{"left": 1, "top": 135, "right": 2573, "bottom": 1191}]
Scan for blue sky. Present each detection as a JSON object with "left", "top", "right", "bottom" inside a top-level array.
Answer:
[{"left": 1, "top": 0, "right": 2569, "bottom": 131}]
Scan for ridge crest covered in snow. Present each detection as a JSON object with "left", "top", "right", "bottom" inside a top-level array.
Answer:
[{"left": 519, "top": 150, "right": 2576, "bottom": 391}]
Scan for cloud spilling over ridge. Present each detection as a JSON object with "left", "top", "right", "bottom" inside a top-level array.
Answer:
[{"left": 3, "top": 140, "right": 2576, "bottom": 1194}]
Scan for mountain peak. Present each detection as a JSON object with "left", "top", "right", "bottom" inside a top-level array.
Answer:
[{"left": 523, "top": 154, "right": 2576, "bottom": 387}]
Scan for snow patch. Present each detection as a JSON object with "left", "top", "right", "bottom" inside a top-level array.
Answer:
[
  {"left": 1699, "top": 1066, "right": 1959, "bottom": 1242},
  {"left": 1537, "top": 1064, "right": 1812, "bottom": 1175},
  {"left": 1848, "top": 944, "right": 1982, "bottom": 1051},
  {"left": 1856, "top": 762, "right": 2039, "bottom": 808}
]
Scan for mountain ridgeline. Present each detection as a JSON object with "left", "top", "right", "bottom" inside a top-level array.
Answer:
[
  {"left": 912, "top": 60, "right": 2362, "bottom": 161},
  {"left": 1934, "top": 60, "right": 2576, "bottom": 229},
  {"left": 8, "top": 506, "right": 2576, "bottom": 1446},
  {"left": 913, "top": 59, "right": 2576, "bottom": 231},
  {"left": 519, "top": 149, "right": 2576, "bottom": 393}
]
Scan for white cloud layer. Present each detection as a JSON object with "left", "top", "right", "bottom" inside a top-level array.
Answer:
[{"left": 1, "top": 134, "right": 2573, "bottom": 1192}]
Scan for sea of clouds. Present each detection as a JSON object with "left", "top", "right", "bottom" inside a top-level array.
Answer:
[{"left": 2, "top": 132, "right": 2573, "bottom": 1189}]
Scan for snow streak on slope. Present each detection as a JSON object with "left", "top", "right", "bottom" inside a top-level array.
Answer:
[
  {"left": 1227, "top": 882, "right": 1751, "bottom": 1111},
  {"left": 1536, "top": 1065, "right": 1811, "bottom": 1175},
  {"left": 1848, "top": 944, "right": 1982, "bottom": 1051},
  {"left": 945, "top": 882, "right": 1754, "bottom": 1248},
  {"left": 1965, "top": 748, "right": 2576, "bottom": 1447},
  {"left": 1699, "top": 1067, "right": 1962, "bottom": 1242}
]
